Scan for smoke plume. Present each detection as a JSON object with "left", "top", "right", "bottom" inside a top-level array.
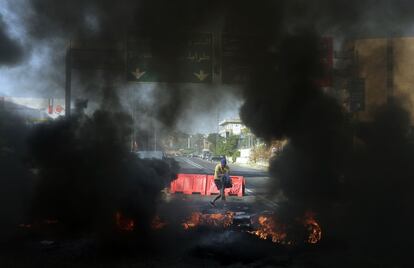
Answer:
[
  {"left": 28, "top": 105, "right": 178, "bottom": 233},
  {"left": 0, "top": 15, "right": 23, "bottom": 66},
  {"left": 343, "top": 100, "right": 414, "bottom": 262},
  {"left": 0, "top": 108, "right": 33, "bottom": 240},
  {"left": 19, "top": 0, "right": 226, "bottom": 127},
  {"left": 1, "top": 0, "right": 414, "bottom": 265},
  {"left": 236, "top": 1, "right": 414, "bottom": 266}
]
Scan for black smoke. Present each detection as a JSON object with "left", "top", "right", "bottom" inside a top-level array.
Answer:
[
  {"left": 22, "top": 0, "right": 225, "bottom": 128},
  {"left": 342, "top": 100, "right": 414, "bottom": 264},
  {"left": 0, "top": 108, "right": 33, "bottom": 241},
  {"left": 239, "top": 26, "right": 352, "bottom": 211},
  {"left": 27, "top": 105, "right": 177, "bottom": 233},
  {"left": 236, "top": 2, "right": 414, "bottom": 267},
  {"left": 2, "top": 0, "right": 414, "bottom": 265},
  {"left": 241, "top": 28, "right": 352, "bottom": 243},
  {"left": 0, "top": 15, "right": 23, "bottom": 65}
]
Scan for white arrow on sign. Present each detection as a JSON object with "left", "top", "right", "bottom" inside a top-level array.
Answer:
[
  {"left": 131, "top": 68, "right": 146, "bottom": 80},
  {"left": 194, "top": 70, "right": 209, "bottom": 81}
]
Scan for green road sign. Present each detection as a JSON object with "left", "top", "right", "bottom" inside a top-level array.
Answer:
[
  {"left": 222, "top": 34, "right": 267, "bottom": 84},
  {"left": 127, "top": 33, "right": 213, "bottom": 83},
  {"left": 70, "top": 48, "right": 124, "bottom": 70}
]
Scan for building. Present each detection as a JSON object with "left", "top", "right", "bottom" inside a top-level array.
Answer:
[
  {"left": 344, "top": 37, "right": 414, "bottom": 123},
  {"left": 0, "top": 97, "right": 65, "bottom": 121},
  {"left": 216, "top": 117, "right": 268, "bottom": 164},
  {"left": 218, "top": 118, "right": 243, "bottom": 137}
]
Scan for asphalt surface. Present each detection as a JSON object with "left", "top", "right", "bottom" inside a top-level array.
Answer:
[
  {"left": 170, "top": 156, "right": 279, "bottom": 210},
  {"left": 174, "top": 156, "right": 269, "bottom": 177}
]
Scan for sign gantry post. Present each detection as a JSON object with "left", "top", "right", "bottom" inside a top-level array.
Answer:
[{"left": 65, "top": 46, "right": 72, "bottom": 117}]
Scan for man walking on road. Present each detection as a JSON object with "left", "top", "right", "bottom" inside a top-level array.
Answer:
[{"left": 210, "top": 158, "right": 230, "bottom": 207}]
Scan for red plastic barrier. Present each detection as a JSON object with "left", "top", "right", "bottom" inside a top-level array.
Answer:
[
  {"left": 170, "top": 175, "right": 185, "bottom": 193},
  {"left": 170, "top": 174, "right": 207, "bottom": 195},
  {"left": 206, "top": 175, "right": 245, "bottom": 197},
  {"left": 205, "top": 175, "right": 218, "bottom": 195},
  {"left": 227, "top": 176, "right": 245, "bottom": 197}
]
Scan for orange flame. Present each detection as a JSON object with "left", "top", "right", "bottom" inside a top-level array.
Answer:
[
  {"left": 303, "top": 211, "right": 322, "bottom": 244},
  {"left": 182, "top": 212, "right": 202, "bottom": 229},
  {"left": 115, "top": 212, "right": 135, "bottom": 232},
  {"left": 249, "top": 216, "right": 290, "bottom": 244},
  {"left": 249, "top": 212, "right": 322, "bottom": 245},
  {"left": 182, "top": 211, "right": 235, "bottom": 229}
]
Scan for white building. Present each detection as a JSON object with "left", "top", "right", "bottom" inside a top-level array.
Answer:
[{"left": 219, "top": 118, "right": 243, "bottom": 138}]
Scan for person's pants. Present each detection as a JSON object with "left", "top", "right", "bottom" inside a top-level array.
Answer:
[
  {"left": 220, "top": 175, "right": 226, "bottom": 200},
  {"left": 214, "top": 175, "right": 229, "bottom": 201},
  {"left": 222, "top": 174, "right": 231, "bottom": 196}
]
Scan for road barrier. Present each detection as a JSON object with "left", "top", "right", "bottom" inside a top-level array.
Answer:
[
  {"left": 170, "top": 173, "right": 207, "bottom": 195},
  {"left": 170, "top": 173, "right": 245, "bottom": 197},
  {"left": 206, "top": 175, "right": 245, "bottom": 197}
]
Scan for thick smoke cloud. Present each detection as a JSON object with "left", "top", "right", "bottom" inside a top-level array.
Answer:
[
  {"left": 282, "top": 0, "right": 414, "bottom": 36},
  {"left": 0, "top": 108, "right": 33, "bottom": 240},
  {"left": 343, "top": 101, "right": 414, "bottom": 262},
  {"left": 2, "top": 0, "right": 221, "bottom": 239},
  {"left": 1, "top": 0, "right": 414, "bottom": 265},
  {"left": 235, "top": 1, "right": 414, "bottom": 266},
  {"left": 28, "top": 106, "right": 178, "bottom": 232},
  {"left": 241, "top": 27, "right": 352, "bottom": 242},
  {"left": 21, "top": 0, "right": 225, "bottom": 128},
  {"left": 0, "top": 15, "right": 23, "bottom": 65}
]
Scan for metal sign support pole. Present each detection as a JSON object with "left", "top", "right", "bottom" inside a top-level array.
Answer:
[{"left": 65, "top": 47, "right": 72, "bottom": 117}]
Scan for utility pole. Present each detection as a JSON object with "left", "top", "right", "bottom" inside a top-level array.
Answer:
[
  {"left": 65, "top": 45, "right": 72, "bottom": 117},
  {"left": 216, "top": 108, "right": 220, "bottom": 153},
  {"left": 154, "top": 124, "right": 157, "bottom": 151},
  {"left": 130, "top": 86, "right": 136, "bottom": 152}
]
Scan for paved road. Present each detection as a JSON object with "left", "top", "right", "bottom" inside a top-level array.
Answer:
[
  {"left": 171, "top": 156, "right": 280, "bottom": 209},
  {"left": 174, "top": 156, "right": 269, "bottom": 177}
]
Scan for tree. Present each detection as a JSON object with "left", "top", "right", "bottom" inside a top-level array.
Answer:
[
  {"left": 250, "top": 143, "right": 271, "bottom": 163},
  {"left": 207, "top": 133, "right": 220, "bottom": 153},
  {"left": 216, "top": 135, "right": 240, "bottom": 161}
]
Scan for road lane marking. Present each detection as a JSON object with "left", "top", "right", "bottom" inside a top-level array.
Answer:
[
  {"left": 177, "top": 157, "right": 200, "bottom": 168},
  {"left": 190, "top": 159, "right": 216, "bottom": 172},
  {"left": 181, "top": 158, "right": 206, "bottom": 170}
]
